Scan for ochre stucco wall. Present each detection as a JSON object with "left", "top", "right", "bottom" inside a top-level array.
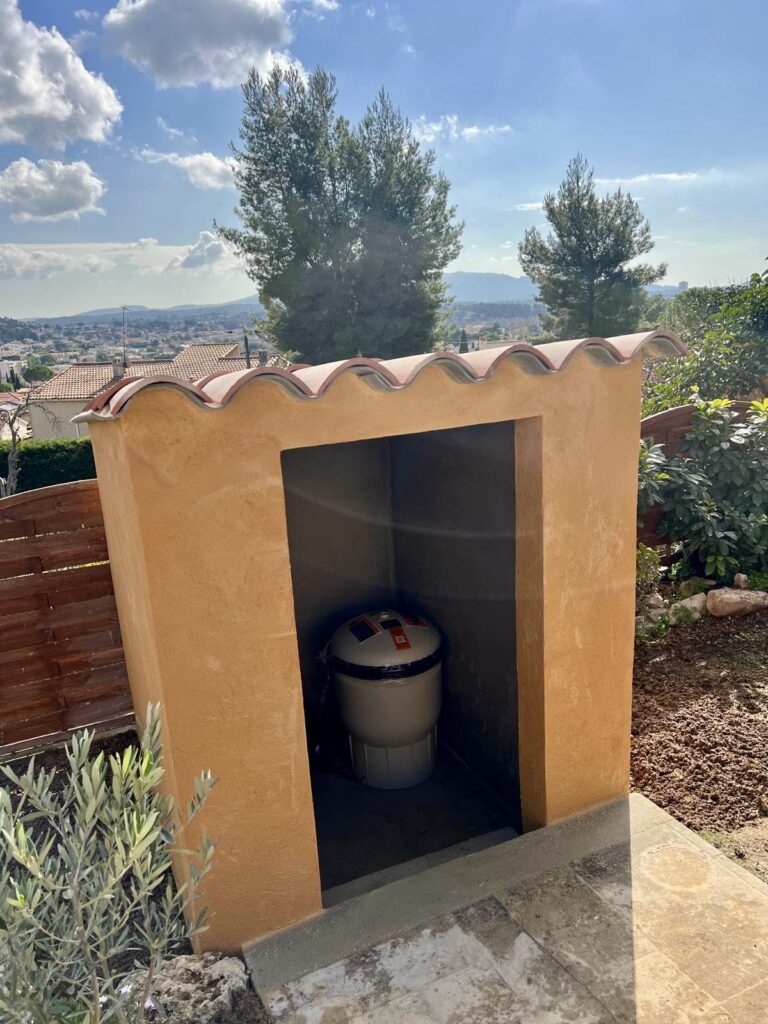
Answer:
[{"left": 88, "top": 352, "right": 643, "bottom": 952}]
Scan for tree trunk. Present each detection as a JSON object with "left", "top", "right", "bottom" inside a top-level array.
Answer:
[
  {"left": 6, "top": 438, "right": 20, "bottom": 496},
  {"left": 586, "top": 280, "right": 596, "bottom": 336}
]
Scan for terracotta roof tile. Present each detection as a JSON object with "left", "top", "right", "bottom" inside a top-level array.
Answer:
[
  {"left": 76, "top": 330, "right": 686, "bottom": 422},
  {"left": 29, "top": 344, "right": 288, "bottom": 402}
]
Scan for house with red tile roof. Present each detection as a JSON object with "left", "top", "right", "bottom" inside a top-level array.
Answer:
[{"left": 27, "top": 344, "right": 289, "bottom": 439}]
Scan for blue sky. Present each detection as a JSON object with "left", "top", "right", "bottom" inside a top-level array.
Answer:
[{"left": 1, "top": 0, "right": 766, "bottom": 317}]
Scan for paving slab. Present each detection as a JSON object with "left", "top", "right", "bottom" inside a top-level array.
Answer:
[{"left": 246, "top": 794, "right": 768, "bottom": 1022}]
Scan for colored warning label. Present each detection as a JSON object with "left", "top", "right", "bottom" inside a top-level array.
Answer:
[
  {"left": 349, "top": 617, "right": 381, "bottom": 643},
  {"left": 390, "top": 626, "right": 412, "bottom": 650}
]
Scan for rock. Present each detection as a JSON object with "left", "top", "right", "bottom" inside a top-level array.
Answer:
[
  {"left": 127, "top": 953, "right": 248, "bottom": 1024},
  {"left": 678, "top": 577, "right": 716, "bottom": 598},
  {"left": 759, "top": 795, "right": 768, "bottom": 818},
  {"left": 668, "top": 592, "right": 707, "bottom": 624},
  {"left": 734, "top": 573, "right": 749, "bottom": 589},
  {"left": 706, "top": 587, "right": 768, "bottom": 618},
  {"left": 645, "top": 591, "right": 666, "bottom": 609},
  {"left": 647, "top": 608, "right": 667, "bottom": 623}
]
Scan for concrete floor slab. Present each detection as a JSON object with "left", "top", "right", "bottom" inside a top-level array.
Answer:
[{"left": 246, "top": 794, "right": 768, "bottom": 1022}]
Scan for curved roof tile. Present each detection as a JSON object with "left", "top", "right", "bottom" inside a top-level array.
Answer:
[{"left": 75, "top": 329, "right": 685, "bottom": 423}]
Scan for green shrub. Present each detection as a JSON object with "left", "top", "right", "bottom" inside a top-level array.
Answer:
[
  {"left": 747, "top": 571, "right": 768, "bottom": 592},
  {"left": 635, "top": 613, "right": 669, "bottom": 643},
  {"left": 643, "top": 268, "right": 768, "bottom": 414},
  {"left": 636, "top": 543, "right": 661, "bottom": 600},
  {"left": 0, "top": 706, "right": 215, "bottom": 1024},
  {"left": 0, "top": 437, "right": 95, "bottom": 492},
  {"left": 638, "top": 398, "right": 768, "bottom": 581}
]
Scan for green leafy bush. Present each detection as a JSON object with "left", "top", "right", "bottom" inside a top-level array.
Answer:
[
  {"left": 747, "top": 571, "right": 768, "bottom": 592},
  {"left": 636, "top": 543, "right": 661, "bottom": 600},
  {"left": 0, "top": 437, "right": 95, "bottom": 493},
  {"left": 638, "top": 398, "right": 768, "bottom": 581},
  {"left": 0, "top": 706, "right": 215, "bottom": 1024},
  {"left": 643, "top": 269, "right": 768, "bottom": 415}
]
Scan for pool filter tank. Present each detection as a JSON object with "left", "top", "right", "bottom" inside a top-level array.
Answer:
[{"left": 327, "top": 610, "right": 442, "bottom": 789}]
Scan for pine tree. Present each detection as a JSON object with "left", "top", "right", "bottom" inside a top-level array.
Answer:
[
  {"left": 219, "top": 67, "right": 463, "bottom": 364},
  {"left": 459, "top": 328, "right": 468, "bottom": 354},
  {"left": 518, "top": 154, "right": 666, "bottom": 339}
]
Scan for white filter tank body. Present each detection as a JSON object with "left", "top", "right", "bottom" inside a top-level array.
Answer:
[{"left": 328, "top": 610, "right": 442, "bottom": 789}]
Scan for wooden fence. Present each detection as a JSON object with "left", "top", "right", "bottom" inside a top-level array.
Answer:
[
  {"left": 0, "top": 480, "right": 133, "bottom": 757},
  {"left": 640, "top": 401, "right": 752, "bottom": 459}
]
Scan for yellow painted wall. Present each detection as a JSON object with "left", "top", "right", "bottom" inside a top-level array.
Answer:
[{"left": 89, "top": 352, "right": 642, "bottom": 951}]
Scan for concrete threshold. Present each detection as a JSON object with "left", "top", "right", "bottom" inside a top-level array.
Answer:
[
  {"left": 322, "top": 826, "right": 518, "bottom": 909},
  {"left": 245, "top": 793, "right": 667, "bottom": 992},
  {"left": 247, "top": 793, "right": 768, "bottom": 1023}
]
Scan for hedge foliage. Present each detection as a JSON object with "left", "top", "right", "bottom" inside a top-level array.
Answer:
[{"left": 0, "top": 437, "right": 95, "bottom": 492}]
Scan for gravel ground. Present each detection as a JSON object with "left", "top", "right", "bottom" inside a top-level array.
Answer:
[{"left": 632, "top": 608, "right": 768, "bottom": 833}]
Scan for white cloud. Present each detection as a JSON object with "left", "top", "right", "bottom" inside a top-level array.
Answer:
[
  {"left": 157, "top": 116, "right": 197, "bottom": 142},
  {"left": 0, "top": 244, "right": 113, "bottom": 279},
  {"left": 412, "top": 115, "right": 512, "bottom": 144},
  {"left": 166, "top": 231, "right": 240, "bottom": 272},
  {"left": 103, "top": 0, "right": 296, "bottom": 89},
  {"left": 677, "top": 206, "right": 690, "bottom": 214},
  {"left": 0, "top": 0, "right": 122, "bottom": 149},
  {"left": 0, "top": 245, "right": 69, "bottom": 280},
  {"left": 74, "top": 8, "right": 99, "bottom": 19},
  {"left": 138, "top": 148, "right": 235, "bottom": 189},
  {"left": 596, "top": 170, "right": 720, "bottom": 187},
  {"left": 0, "top": 158, "right": 106, "bottom": 223},
  {"left": 512, "top": 201, "right": 544, "bottom": 212}
]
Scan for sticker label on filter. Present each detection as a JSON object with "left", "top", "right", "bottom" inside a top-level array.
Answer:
[
  {"left": 403, "top": 615, "right": 426, "bottom": 628},
  {"left": 349, "top": 617, "right": 381, "bottom": 643},
  {"left": 389, "top": 626, "right": 412, "bottom": 651}
]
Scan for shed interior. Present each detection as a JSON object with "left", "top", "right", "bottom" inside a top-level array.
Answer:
[{"left": 281, "top": 419, "right": 521, "bottom": 898}]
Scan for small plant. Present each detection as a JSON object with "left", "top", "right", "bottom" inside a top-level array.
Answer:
[
  {"left": 0, "top": 705, "right": 216, "bottom": 1024},
  {"left": 747, "top": 571, "right": 768, "bottom": 592},
  {"left": 670, "top": 605, "right": 697, "bottom": 628},
  {"left": 636, "top": 543, "right": 661, "bottom": 602},
  {"left": 635, "top": 612, "right": 670, "bottom": 643}
]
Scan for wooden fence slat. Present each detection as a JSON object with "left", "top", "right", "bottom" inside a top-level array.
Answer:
[
  {"left": 0, "top": 479, "right": 132, "bottom": 753},
  {"left": 0, "top": 595, "right": 121, "bottom": 653},
  {"left": 0, "top": 527, "right": 108, "bottom": 580},
  {"left": 0, "top": 480, "right": 101, "bottom": 521},
  {"left": 0, "top": 629, "right": 123, "bottom": 674},
  {"left": 0, "top": 520, "right": 35, "bottom": 542},
  {"left": 0, "top": 565, "right": 114, "bottom": 618}
]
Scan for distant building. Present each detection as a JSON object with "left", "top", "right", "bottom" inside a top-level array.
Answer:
[
  {"left": 27, "top": 343, "right": 290, "bottom": 440},
  {"left": 0, "top": 391, "right": 32, "bottom": 442}
]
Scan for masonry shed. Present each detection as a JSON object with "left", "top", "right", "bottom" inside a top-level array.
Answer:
[{"left": 78, "top": 329, "right": 684, "bottom": 952}]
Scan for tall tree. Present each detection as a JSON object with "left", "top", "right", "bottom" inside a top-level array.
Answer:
[
  {"left": 518, "top": 154, "right": 666, "bottom": 339},
  {"left": 219, "top": 67, "right": 462, "bottom": 363}
]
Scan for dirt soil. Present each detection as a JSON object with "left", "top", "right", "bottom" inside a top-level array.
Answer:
[{"left": 632, "top": 608, "right": 768, "bottom": 837}]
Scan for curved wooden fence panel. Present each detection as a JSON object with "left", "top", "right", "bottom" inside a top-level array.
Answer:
[
  {"left": 641, "top": 401, "right": 752, "bottom": 457},
  {"left": 0, "top": 480, "right": 133, "bottom": 757}
]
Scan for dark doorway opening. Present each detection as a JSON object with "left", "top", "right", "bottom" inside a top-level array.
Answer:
[{"left": 282, "top": 420, "right": 520, "bottom": 899}]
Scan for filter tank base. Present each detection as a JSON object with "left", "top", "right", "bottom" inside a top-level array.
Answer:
[{"left": 350, "top": 728, "right": 437, "bottom": 789}]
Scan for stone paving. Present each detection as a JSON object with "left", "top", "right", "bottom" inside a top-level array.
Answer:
[{"left": 251, "top": 796, "right": 768, "bottom": 1023}]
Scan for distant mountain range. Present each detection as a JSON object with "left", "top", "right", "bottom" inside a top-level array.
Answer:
[
  {"left": 443, "top": 272, "right": 538, "bottom": 302},
  {"left": 24, "top": 273, "right": 687, "bottom": 323}
]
